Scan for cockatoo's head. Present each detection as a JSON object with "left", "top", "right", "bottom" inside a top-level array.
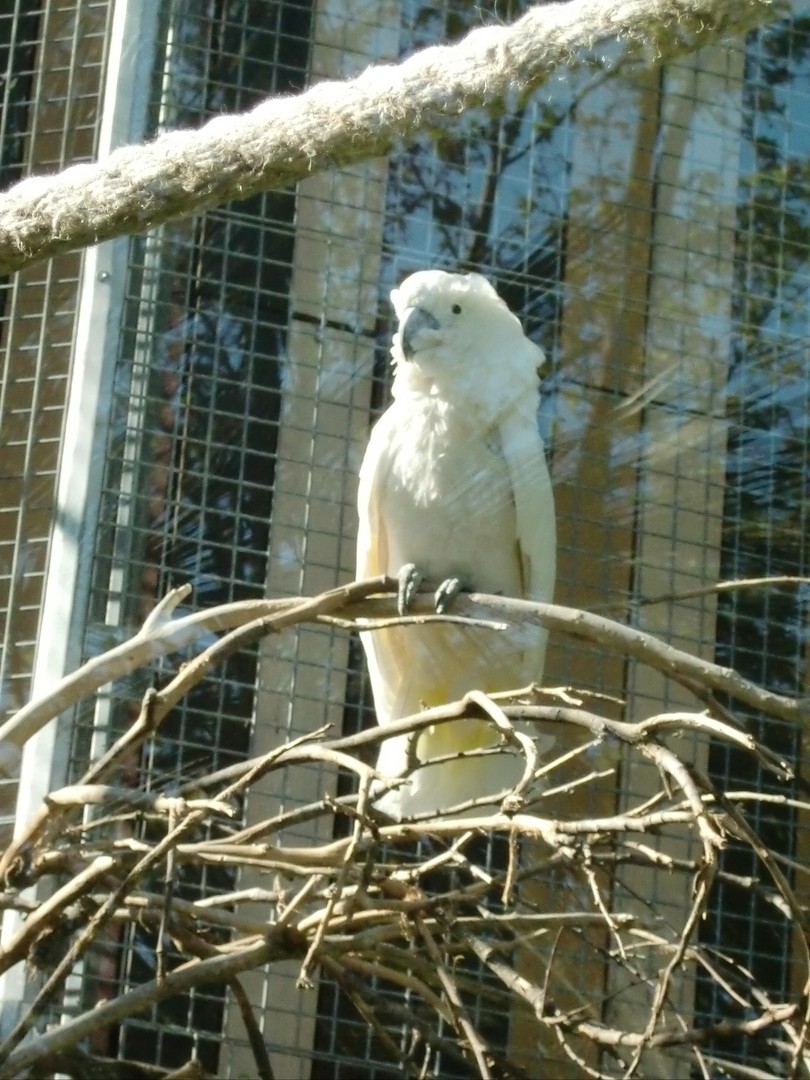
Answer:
[{"left": 389, "top": 270, "right": 545, "bottom": 408}]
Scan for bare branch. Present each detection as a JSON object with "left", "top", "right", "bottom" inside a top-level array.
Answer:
[
  {"left": 0, "top": 577, "right": 806, "bottom": 1077},
  {"left": 0, "top": 931, "right": 306, "bottom": 1079}
]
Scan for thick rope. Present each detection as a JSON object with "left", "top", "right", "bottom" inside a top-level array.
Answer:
[{"left": 0, "top": 0, "right": 781, "bottom": 275}]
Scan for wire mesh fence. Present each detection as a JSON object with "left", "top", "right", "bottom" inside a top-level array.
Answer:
[{"left": 1, "top": 0, "right": 810, "bottom": 1077}]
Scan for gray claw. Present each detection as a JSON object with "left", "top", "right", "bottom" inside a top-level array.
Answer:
[
  {"left": 434, "top": 576, "right": 463, "bottom": 614},
  {"left": 397, "top": 563, "right": 423, "bottom": 616}
]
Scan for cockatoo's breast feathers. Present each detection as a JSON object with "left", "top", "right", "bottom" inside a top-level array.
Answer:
[{"left": 389, "top": 270, "right": 545, "bottom": 404}]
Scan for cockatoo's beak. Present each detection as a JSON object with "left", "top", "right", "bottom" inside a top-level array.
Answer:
[{"left": 399, "top": 306, "right": 441, "bottom": 361}]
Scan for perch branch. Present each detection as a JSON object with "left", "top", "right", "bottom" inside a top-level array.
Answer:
[
  {"left": 0, "top": 930, "right": 306, "bottom": 1079},
  {"left": 4, "top": 581, "right": 804, "bottom": 766}
]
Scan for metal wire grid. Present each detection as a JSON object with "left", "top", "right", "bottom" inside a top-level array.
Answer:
[
  {"left": 67, "top": 1, "right": 314, "bottom": 1070},
  {"left": 696, "top": 15, "right": 810, "bottom": 1060},
  {"left": 0, "top": 0, "right": 113, "bottom": 827},
  {"left": 0, "top": 0, "right": 806, "bottom": 1076}
]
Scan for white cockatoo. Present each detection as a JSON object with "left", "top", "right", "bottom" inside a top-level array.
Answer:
[{"left": 356, "top": 270, "right": 556, "bottom": 819}]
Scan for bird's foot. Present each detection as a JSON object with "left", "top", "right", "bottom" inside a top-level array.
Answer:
[
  {"left": 397, "top": 565, "right": 470, "bottom": 616},
  {"left": 397, "top": 563, "right": 423, "bottom": 616},
  {"left": 434, "top": 575, "right": 469, "bottom": 614}
]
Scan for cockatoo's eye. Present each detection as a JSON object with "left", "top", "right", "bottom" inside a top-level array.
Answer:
[{"left": 451, "top": 303, "right": 462, "bottom": 315}]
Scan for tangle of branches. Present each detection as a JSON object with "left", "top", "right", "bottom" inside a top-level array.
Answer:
[{"left": 0, "top": 577, "right": 808, "bottom": 1079}]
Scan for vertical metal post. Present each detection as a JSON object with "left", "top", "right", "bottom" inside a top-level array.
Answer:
[{"left": 0, "top": 0, "right": 159, "bottom": 1032}]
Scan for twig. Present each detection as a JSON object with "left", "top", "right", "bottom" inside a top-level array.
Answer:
[
  {"left": 25, "top": 1046, "right": 197, "bottom": 1079},
  {"left": 623, "top": 857, "right": 717, "bottom": 1077},
  {"left": 75, "top": 686, "right": 161, "bottom": 788},
  {"left": 346, "top": 591, "right": 807, "bottom": 727},
  {"left": 0, "top": 929, "right": 306, "bottom": 1078},
  {"left": 0, "top": 577, "right": 390, "bottom": 752},
  {"left": 318, "top": 954, "right": 464, "bottom": 1077},
  {"left": 169, "top": 925, "right": 276, "bottom": 1080},
  {"left": 609, "top": 574, "right": 810, "bottom": 613},
  {"left": 0, "top": 856, "right": 115, "bottom": 978},
  {"left": 637, "top": 741, "right": 725, "bottom": 856},
  {"left": 0, "top": 736, "right": 303, "bottom": 1060},
  {"left": 581, "top": 844, "right": 626, "bottom": 962},
  {"left": 708, "top": 784, "right": 810, "bottom": 1076},
  {"left": 297, "top": 767, "right": 376, "bottom": 988},
  {"left": 156, "top": 800, "right": 179, "bottom": 985},
  {"left": 415, "top": 914, "right": 493, "bottom": 1079},
  {"left": 464, "top": 690, "right": 538, "bottom": 811},
  {"left": 5, "top": 581, "right": 805, "bottom": 764},
  {"left": 338, "top": 953, "right": 450, "bottom": 1018}
]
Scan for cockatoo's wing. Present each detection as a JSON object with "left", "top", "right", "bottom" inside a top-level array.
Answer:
[
  {"left": 355, "top": 408, "right": 415, "bottom": 731},
  {"left": 499, "top": 405, "right": 556, "bottom": 606},
  {"left": 355, "top": 411, "right": 393, "bottom": 581}
]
